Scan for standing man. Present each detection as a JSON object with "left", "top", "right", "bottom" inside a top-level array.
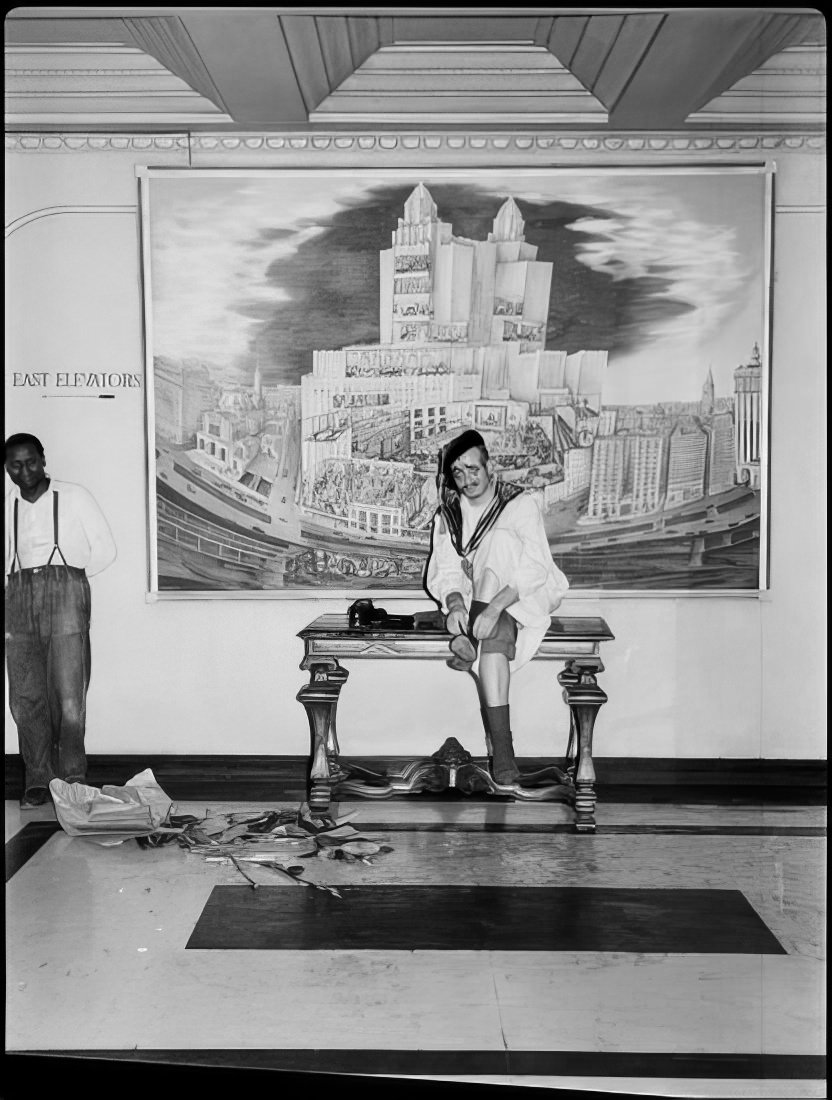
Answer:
[
  {"left": 5, "top": 433, "right": 116, "bottom": 809},
  {"left": 425, "top": 429, "right": 569, "bottom": 785}
]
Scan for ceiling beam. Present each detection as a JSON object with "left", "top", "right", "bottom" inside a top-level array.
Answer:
[
  {"left": 590, "top": 13, "right": 666, "bottom": 110},
  {"left": 686, "top": 11, "right": 814, "bottom": 116},
  {"left": 175, "top": 10, "right": 308, "bottom": 124},
  {"left": 278, "top": 14, "right": 333, "bottom": 112},
  {"left": 120, "top": 16, "right": 229, "bottom": 112},
  {"left": 606, "top": 9, "right": 820, "bottom": 126}
]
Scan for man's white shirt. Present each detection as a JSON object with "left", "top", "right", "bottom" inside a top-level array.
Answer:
[
  {"left": 5, "top": 479, "right": 116, "bottom": 576},
  {"left": 426, "top": 490, "right": 569, "bottom": 671}
]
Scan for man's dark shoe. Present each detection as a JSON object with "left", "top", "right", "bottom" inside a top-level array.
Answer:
[
  {"left": 449, "top": 634, "right": 477, "bottom": 662},
  {"left": 445, "top": 633, "right": 477, "bottom": 671},
  {"left": 446, "top": 654, "right": 474, "bottom": 672},
  {"left": 20, "top": 786, "right": 50, "bottom": 810}
]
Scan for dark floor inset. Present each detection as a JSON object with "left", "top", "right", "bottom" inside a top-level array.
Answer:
[
  {"left": 186, "top": 885, "right": 786, "bottom": 954},
  {"left": 21, "top": 1050, "right": 827, "bottom": 1080},
  {"left": 5, "top": 821, "right": 62, "bottom": 883}
]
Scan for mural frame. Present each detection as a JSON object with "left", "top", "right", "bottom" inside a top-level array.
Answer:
[{"left": 138, "top": 163, "right": 773, "bottom": 599}]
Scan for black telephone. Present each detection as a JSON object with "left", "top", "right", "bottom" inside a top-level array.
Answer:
[{"left": 347, "top": 599, "right": 415, "bottom": 630}]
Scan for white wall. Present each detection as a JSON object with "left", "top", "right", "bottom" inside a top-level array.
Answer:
[{"left": 5, "top": 133, "right": 826, "bottom": 760}]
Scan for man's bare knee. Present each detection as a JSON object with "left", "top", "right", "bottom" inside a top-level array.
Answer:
[{"left": 479, "top": 652, "right": 510, "bottom": 706}]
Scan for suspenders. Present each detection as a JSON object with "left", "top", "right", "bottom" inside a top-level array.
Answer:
[{"left": 10, "top": 490, "right": 68, "bottom": 576}]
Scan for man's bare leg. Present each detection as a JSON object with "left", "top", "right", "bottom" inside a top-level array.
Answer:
[{"left": 479, "top": 652, "right": 509, "bottom": 706}]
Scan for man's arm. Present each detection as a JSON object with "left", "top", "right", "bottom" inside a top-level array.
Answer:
[
  {"left": 77, "top": 486, "right": 117, "bottom": 576},
  {"left": 445, "top": 590, "right": 469, "bottom": 635},
  {"left": 511, "top": 494, "right": 568, "bottom": 605}
]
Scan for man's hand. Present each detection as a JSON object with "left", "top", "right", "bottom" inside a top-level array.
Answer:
[
  {"left": 445, "top": 607, "right": 469, "bottom": 635},
  {"left": 472, "top": 603, "right": 501, "bottom": 641}
]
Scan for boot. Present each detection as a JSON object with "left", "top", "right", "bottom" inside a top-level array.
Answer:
[
  {"left": 480, "top": 707, "right": 493, "bottom": 759},
  {"left": 484, "top": 705, "right": 520, "bottom": 785}
]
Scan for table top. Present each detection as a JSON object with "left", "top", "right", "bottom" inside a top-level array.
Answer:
[{"left": 299, "top": 613, "right": 614, "bottom": 643}]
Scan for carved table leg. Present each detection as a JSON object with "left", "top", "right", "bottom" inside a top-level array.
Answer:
[
  {"left": 296, "top": 658, "right": 349, "bottom": 814},
  {"left": 558, "top": 659, "right": 608, "bottom": 833},
  {"left": 558, "top": 664, "right": 580, "bottom": 781}
]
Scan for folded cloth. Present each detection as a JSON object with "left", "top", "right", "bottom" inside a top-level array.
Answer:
[{"left": 49, "top": 769, "right": 173, "bottom": 844}]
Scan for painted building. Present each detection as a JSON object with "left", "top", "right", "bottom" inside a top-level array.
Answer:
[
  {"left": 734, "top": 342, "right": 763, "bottom": 489},
  {"left": 562, "top": 446, "right": 593, "bottom": 497},
  {"left": 666, "top": 421, "right": 708, "bottom": 506},
  {"left": 300, "top": 184, "right": 609, "bottom": 527},
  {"left": 585, "top": 435, "right": 628, "bottom": 519},
  {"left": 597, "top": 408, "right": 618, "bottom": 437},
  {"left": 154, "top": 357, "right": 216, "bottom": 446},
  {"left": 586, "top": 431, "right": 667, "bottom": 519},
  {"left": 700, "top": 368, "right": 716, "bottom": 416},
  {"left": 627, "top": 433, "right": 667, "bottom": 515},
  {"left": 704, "top": 411, "right": 736, "bottom": 495}
]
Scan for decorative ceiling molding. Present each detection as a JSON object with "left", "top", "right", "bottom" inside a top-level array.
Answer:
[
  {"left": 309, "top": 43, "right": 608, "bottom": 125},
  {"left": 593, "top": 10, "right": 824, "bottom": 128},
  {"left": 120, "top": 15, "right": 230, "bottom": 114},
  {"left": 539, "top": 11, "right": 665, "bottom": 115},
  {"left": 6, "top": 130, "right": 825, "bottom": 155},
  {"left": 3, "top": 9, "right": 826, "bottom": 133},
  {"left": 4, "top": 43, "right": 233, "bottom": 126},
  {"left": 688, "top": 44, "right": 826, "bottom": 125}
]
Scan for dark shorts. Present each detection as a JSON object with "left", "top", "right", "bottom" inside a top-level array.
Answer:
[{"left": 469, "top": 599, "right": 517, "bottom": 660}]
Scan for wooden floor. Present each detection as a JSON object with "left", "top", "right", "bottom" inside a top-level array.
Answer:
[{"left": 5, "top": 796, "right": 826, "bottom": 1097}]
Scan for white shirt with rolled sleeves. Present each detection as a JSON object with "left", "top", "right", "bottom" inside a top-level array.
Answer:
[
  {"left": 5, "top": 479, "right": 117, "bottom": 578},
  {"left": 426, "top": 490, "right": 569, "bottom": 672}
]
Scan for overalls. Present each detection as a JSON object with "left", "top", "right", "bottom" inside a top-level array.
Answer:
[{"left": 5, "top": 491, "right": 92, "bottom": 792}]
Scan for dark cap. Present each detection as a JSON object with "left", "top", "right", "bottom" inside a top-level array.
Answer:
[{"left": 441, "top": 429, "right": 487, "bottom": 479}]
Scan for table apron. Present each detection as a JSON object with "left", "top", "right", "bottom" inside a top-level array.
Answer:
[{"left": 303, "top": 638, "right": 601, "bottom": 661}]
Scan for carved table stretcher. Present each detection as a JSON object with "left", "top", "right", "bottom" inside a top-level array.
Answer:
[{"left": 297, "top": 613, "right": 614, "bottom": 833}]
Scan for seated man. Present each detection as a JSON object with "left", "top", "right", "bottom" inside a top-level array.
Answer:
[{"left": 425, "top": 429, "right": 569, "bottom": 784}]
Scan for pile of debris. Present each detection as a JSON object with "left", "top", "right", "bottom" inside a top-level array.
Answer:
[{"left": 140, "top": 804, "right": 392, "bottom": 898}]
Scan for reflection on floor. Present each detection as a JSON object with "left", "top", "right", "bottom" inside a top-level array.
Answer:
[{"left": 5, "top": 797, "right": 826, "bottom": 1097}]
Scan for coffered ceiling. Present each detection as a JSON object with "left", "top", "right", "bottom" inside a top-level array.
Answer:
[{"left": 4, "top": 7, "right": 826, "bottom": 131}]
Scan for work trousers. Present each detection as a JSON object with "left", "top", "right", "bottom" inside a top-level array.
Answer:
[{"left": 5, "top": 565, "right": 92, "bottom": 791}]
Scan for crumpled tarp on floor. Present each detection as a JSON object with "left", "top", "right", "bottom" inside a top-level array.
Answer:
[
  {"left": 49, "top": 769, "right": 175, "bottom": 846},
  {"left": 156, "top": 803, "right": 393, "bottom": 896}
]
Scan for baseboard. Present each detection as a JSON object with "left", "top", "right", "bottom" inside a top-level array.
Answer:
[{"left": 4, "top": 754, "right": 827, "bottom": 803}]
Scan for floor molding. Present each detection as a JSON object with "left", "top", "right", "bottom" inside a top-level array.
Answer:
[
  {"left": 5, "top": 755, "right": 827, "bottom": 803},
  {"left": 322, "top": 822, "right": 827, "bottom": 837},
  {"left": 10, "top": 1050, "right": 827, "bottom": 1079}
]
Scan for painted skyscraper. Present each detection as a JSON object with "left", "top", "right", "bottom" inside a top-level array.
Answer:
[
  {"left": 734, "top": 342, "right": 763, "bottom": 489},
  {"left": 300, "top": 184, "right": 608, "bottom": 536}
]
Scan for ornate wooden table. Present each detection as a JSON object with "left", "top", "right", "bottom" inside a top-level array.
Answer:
[{"left": 297, "top": 613, "right": 614, "bottom": 832}]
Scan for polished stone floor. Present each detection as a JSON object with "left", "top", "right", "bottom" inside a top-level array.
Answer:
[{"left": 5, "top": 796, "right": 826, "bottom": 1096}]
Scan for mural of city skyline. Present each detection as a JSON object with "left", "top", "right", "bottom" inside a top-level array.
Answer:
[{"left": 141, "top": 167, "right": 769, "bottom": 593}]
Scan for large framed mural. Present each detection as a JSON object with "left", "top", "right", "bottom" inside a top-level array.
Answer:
[{"left": 139, "top": 165, "right": 771, "bottom": 595}]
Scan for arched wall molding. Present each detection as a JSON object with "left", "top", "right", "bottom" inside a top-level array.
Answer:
[
  {"left": 4, "top": 131, "right": 826, "bottom": 155},
  {"left": 5, "top": 204, "right": 137, "bottom": 239}
]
